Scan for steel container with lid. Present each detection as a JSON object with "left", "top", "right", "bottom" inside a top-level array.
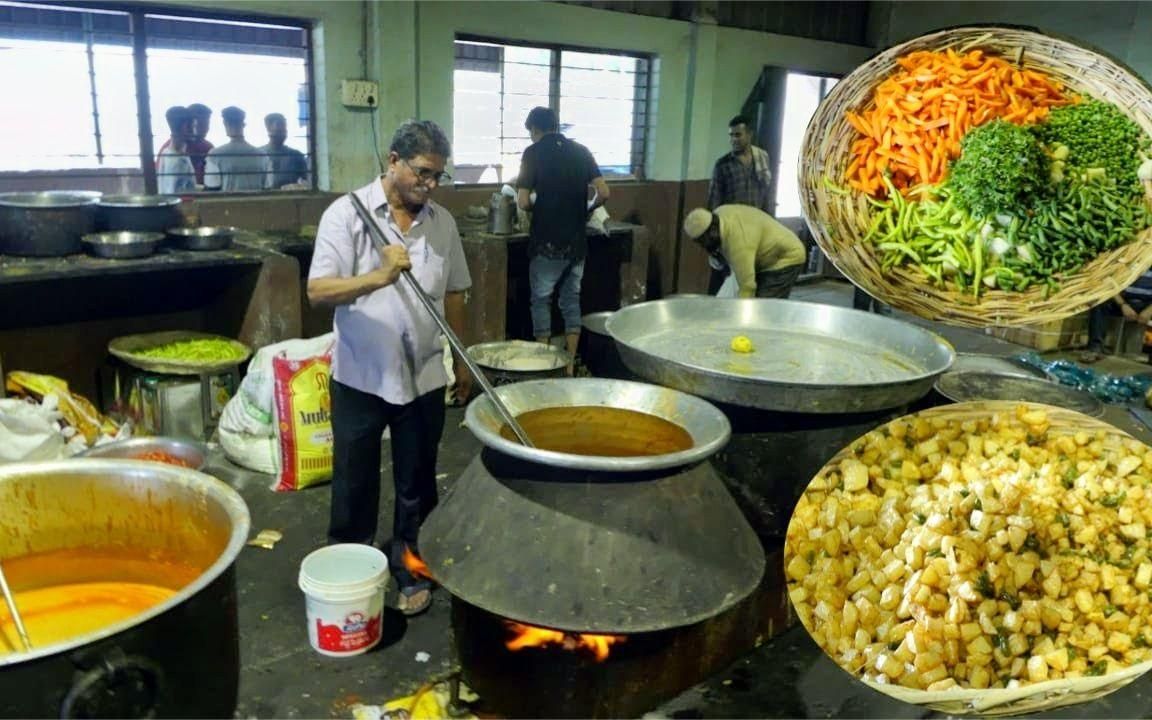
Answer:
[{"left": 0, "top": 191, "right": 101, "bottom": 257}]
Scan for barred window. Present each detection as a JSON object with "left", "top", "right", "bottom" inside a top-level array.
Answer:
[
  {"left": 452, "top": 36, "right": 651, "bottom": 185},
  {"left": 0, "top": 1, "right": 314, "bottom": 195}
]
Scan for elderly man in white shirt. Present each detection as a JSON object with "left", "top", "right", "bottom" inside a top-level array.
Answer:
[
  {"left": 203, "top": 105, "right": 269, "bottom": 191},
  {"left": 307, "top": 119, "right": 471, "bottom": 617}
]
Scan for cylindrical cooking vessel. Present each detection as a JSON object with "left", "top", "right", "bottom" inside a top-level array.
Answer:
[
  {"left": 98, "top": 195, "right": 183, "bottom": 233},
  {"left": 0, "top": 191, "right": 101, "bottom": 257},
  {"left": 579, "top": 311, "right": 636, "bottom": 380},
  {"left": 0, "top": 459, "right": 250, "bottom": 718},
  {"left": 422, "top": 379, "right": 765, "bottom": 635}
]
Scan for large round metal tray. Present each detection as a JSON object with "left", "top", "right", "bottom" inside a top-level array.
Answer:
[
  {"left": 109, "top": 330, "right": 252, "bottom": 375},
  {"left": 949, "top": 352, "right": 1050, "bottom": 381},
  {"left": 936, "top": 371, "right": 1104, "bottom": 417},
  {"left": 606, "top": 298, "right": 955, "bottom": 413}
]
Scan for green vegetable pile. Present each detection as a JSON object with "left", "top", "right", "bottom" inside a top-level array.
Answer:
[
  {"left": 948, "top": 120, "right": 1050, "bottom": 219},
  {"left": 1033, "top": 100, "right": 1147, "bottom": 194},
  {"left": 137, "top": 338, "right": 247, "bottom": 363},
  {"left": 859, "top": 97, "right": 1152, "bottom": 298}
]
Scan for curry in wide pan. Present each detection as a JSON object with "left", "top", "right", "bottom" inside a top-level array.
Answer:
[
  {"left": 0, "top": 547, "right": 202, "bottom": 655},
  {"left": 499, "top": 406, "right": 694, "bottom": 456}
]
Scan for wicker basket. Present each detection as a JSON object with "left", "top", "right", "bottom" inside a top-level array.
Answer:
[
  {"left": 800, "top": 25, "right": 1152, "bottom": 328},
  {"left": 109, "top": 330, "right": 252, "bottom": 376},
  {"left": 785, "top": 400, "right": 1152, "bottom": 715}
]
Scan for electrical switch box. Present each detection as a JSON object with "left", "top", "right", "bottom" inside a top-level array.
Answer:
[{"left": 341, "top": 79, "right": 379, "bottom": 108}]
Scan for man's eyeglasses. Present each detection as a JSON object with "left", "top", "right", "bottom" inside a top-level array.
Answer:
[{"left": 403, "top": 159, "right": 451, "bottom": 185}]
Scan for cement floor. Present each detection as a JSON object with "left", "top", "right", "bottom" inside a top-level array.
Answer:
[{"left": 213, "top": 279, "right": 1152, "bottom": 719}]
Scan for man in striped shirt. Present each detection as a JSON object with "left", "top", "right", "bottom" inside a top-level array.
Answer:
[
  {"left": 706, "top": 114, "right": 774, "bottom": 293},
  {"left": 1081, "top": 269, "right": 1152, "bottom": 362}
]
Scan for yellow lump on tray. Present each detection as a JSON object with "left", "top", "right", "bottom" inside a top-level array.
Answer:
[
  {"left": 730, "top": 335, "right": 755, "bottom": 353},
  {"left": 785, "top": 405, "right": 1152, "bottom": 692}
]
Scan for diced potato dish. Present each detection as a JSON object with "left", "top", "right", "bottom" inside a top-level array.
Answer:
[{"left": 786, "top": 404, "right": 1152, "bottom": 692}]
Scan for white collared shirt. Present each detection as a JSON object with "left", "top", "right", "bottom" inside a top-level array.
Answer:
[{"left": 308, "top": 178, "right": 472, "bottom": 404}]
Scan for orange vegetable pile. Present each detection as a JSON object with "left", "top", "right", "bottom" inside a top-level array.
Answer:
[
  {"left": 134, "top": 450, "right": 194, "bottom": 467},
  {"left": 845, "top": 49, "right": 1075, "bottom": 196}
]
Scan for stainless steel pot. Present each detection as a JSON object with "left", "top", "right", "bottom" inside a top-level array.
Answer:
[
  {"left": 98, "top": 195, "right": 183, "bottom": 233},
  {"left": 487, "top": 193, "right": 518, "bottom": 234},
  {"left": 0, "top": 459, "right": 250, "bottom": 718},
  {"left": 0, "top": 191, "right": 101, "bottom": 257},
  {"left": 422, "top": 378, "right": 765, "bottom": 634},
  {"left": 579, "top": 311, "right": 636, "bottom": 380}
]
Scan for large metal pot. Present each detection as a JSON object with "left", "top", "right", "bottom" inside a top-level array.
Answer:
[
  {"left": 0, "top": 191, "right": 101, "bottom": 256},
  {"left": 421, "top": 378, "right": 765, "bottom": 634},
  {"left": 0, "top": 459, "right": 250, "bottom": 718},
  {"left": 579, "top": 311, "right": 636, "bottom": 380},
  {"left": 98, "top": 195, "right": 183, "bottom": 233}
]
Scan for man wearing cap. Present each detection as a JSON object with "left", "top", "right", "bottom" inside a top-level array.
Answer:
[{"left": 683, "top": 205, "right": 806, "bottom": 299}]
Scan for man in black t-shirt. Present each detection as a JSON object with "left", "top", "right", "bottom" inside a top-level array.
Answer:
[{"left": 516, "top": 107, "right": 610, "bottom": 367}]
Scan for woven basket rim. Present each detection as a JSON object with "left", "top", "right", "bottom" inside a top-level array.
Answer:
[
  {"left": 786, "top": 400, "right": 1152, "bottom": 714},
  {"left": 799, "top": 25, "right": 1152, "bottom": 329}
]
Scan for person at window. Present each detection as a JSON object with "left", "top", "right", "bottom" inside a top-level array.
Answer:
[
  {"left": 705, "top": 115, "right": 774, "bottom": 294},
  {"left": 683, "top": 205, "right": 805, "bottom": 299},
  {"left": 186, "top": 103, "right": 216, "bottom": 185},
  {"left": 262, "top": 112, "right": 309, "bottom": 189},
  {"left": 515, "top": 106, "right": 610, "bottom": 369},
  {"left": 306, "top": 120, "right": 472, "bottom": 617},
  {"left": 203, "top": 106, "right": 269, "bottom": 192},
  {"left": 1080, "top": 269, "right": 1152, "bottom": 363},
  {"left": 156, "top": 106, "right": 196, "bottom": 195},
  {"left": 155, "top": 103, "right": 214, "bottom": 186}
]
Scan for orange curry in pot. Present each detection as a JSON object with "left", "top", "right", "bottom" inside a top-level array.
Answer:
[{"left": 0, "top": 547, "right": 202, "bottom": 655}]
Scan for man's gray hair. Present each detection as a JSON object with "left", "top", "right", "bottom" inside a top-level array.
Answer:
[{"left": 389, "top": 120, "right": 452, "bottom": 160}]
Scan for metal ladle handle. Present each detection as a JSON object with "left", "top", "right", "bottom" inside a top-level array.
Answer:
[
  {"left": 0, "top": 560, "right": 32, "bottom": 652},
  {"left": 346, "top": 193, "right": 535, "bottom": 448}
]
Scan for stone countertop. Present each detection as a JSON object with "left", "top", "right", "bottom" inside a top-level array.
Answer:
[{"left": 0, "top": 230, "right": 317, "bottom": 286}]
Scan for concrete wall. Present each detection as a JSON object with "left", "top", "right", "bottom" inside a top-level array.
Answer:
[{"left": 871, "top": 1, "right": 1152, "bottom": 83}]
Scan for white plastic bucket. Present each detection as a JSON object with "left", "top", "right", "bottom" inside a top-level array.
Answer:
[{"left": 298, "top": 543, "right": 389, "bottom": 657}]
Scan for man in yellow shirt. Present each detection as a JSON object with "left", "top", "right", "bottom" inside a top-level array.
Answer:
[{"left": 683, "top": 205, "right": 806, "bottom": 298}]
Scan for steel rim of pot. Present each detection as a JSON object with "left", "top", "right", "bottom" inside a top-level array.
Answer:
[
  {"left": 82, "top": 232, "right": 165, "bottom": 246},
  {"left": 79, "top": 437, "right": 209, "bottom": 471},
  {"left": 464, "top": 377, "right": 732, "bottom": 471},
  {"left": 166, "top": 226, "right": 238, "bottom": 238},
  {"left": 0, "top": 191, "right": 101, "bottom": 208},
  {"left": 0, "top": 459, "right": 250, "bottom": 666},
  {"left": 97, "top": 195, "right": 182, "bottom": 208}
]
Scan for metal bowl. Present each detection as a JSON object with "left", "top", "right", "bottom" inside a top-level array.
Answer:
[
  {"left": 81, "top": 437, "right": 209, "bottom": 470},
  {"left": 465, "top": 377, "right": 731, "bottom": 471},
  {"left": 935, "top": 372, "right": 1104, "bottom": 417},
  {"left": 81, "top": 231, "right": 164, "bottom": 259},
  {"left": 166, "top": 226, "right": 237, "bottom": 251},
  {"left": 950, "top": 352, "right": 1051, "bottom": 381},
  {"left": 467, "top": 340, "right": 570, "bottom": 385}
]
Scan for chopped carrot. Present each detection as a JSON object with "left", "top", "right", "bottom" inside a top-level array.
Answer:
[{"left": 844, "top": 48, "right": 1076, "bottom": 197}]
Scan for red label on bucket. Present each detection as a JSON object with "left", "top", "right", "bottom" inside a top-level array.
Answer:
[{"left": 316, "top": 612, "right": 382, "bottom": 652}]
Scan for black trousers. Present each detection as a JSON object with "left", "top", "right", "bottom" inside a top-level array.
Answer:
[{"left": 328, "top": 379, "right": 446, "bottom": 589}]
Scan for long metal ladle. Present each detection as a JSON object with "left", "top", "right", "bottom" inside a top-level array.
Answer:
[
  {"left": 0, "top": 560, "right": 32, "bottom": 652},
  {"left": 346, "top": 193, "right": 535, "bottom": 447}
]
